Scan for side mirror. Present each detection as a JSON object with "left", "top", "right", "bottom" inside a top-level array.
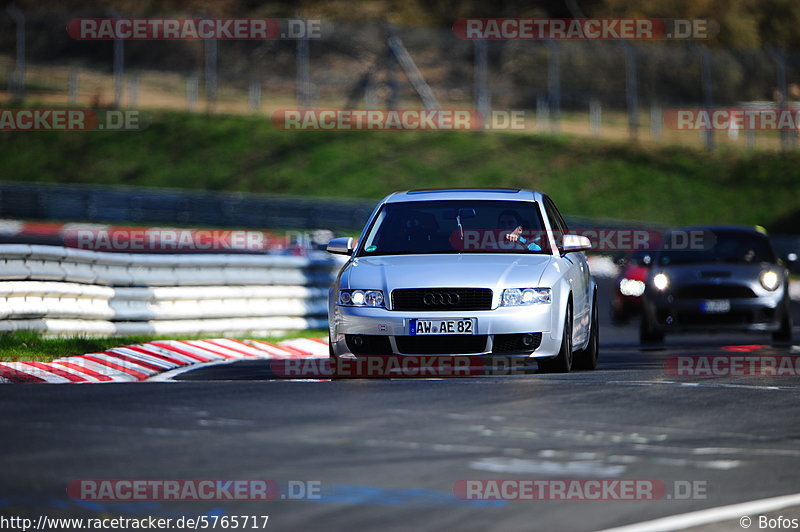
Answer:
[
  {"left": 326, "top": 237, "right": 356, "bottom": 256},
  {"left": 562, "top": 234, "right": 592, "bottom": 252}
]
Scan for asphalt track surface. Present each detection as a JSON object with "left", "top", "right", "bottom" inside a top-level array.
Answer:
[{"left": 2, "top": 279, "right": 800, "bottom": 532}]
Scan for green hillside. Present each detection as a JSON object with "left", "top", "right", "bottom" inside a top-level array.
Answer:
[{"left": 2, "top": 110, "right": 799, "bottom": 230}]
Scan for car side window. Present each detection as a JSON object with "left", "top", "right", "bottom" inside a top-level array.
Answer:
[
  {"left": 552, "top": 202, "right": 569, "bottom": 234},
  {"left": 544, "top": 197, "right": 566, "bottom": 250}
]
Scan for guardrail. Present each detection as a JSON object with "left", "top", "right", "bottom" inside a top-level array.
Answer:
[
  {"left": 0, "top": 244, "right": 341, "bottom": 337},
  {"left": 0, "top": 182, "right": 377, "bottom": 231}
]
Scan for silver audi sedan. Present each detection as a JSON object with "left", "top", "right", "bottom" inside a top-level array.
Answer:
[{"left": 325, "top": 188, "right": 598, "bottom": 373}]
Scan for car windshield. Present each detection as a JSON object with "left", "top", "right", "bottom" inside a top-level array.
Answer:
[
  {"left": 358, "top": 200, "right": 550, "bottom": 256},
  {"left": 657, "top": 230, "right": 776, "bottom": 266}
]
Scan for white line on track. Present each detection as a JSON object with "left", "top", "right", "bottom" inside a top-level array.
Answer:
[
  {"left": 606, "top": 380, "right": 791, "bottom": 391},
  {"left": 598, "top": 492, "right": 800, "bottom": 532}
]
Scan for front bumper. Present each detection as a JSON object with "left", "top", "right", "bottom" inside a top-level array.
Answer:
[
  {"left": 330, "top": 304, "right": 559, "bottom": 358},
  {"left": 643, "top": 294, "right": 785, "bottom": 333}
]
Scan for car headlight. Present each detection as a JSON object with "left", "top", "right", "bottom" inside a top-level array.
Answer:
[
  {"left": 338, "top": 289, "right": 385, "bottom": 307},
  {"left": 760, "top": 270, "right": 780, "bottom": 291},
  {"left": 652, "top": 273, "right": 669, "bottom": 291},
  {"left": 501, "top": 287, "right": 551, "bottom": 306},
  {"left": 619, "top": 278, "right": 646, "bottom": 297}
]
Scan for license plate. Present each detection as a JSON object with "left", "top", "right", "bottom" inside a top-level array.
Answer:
[
  {"left": 409, "top": 318, "right": 475, "bottom": 335},
  {"left": 701, "top": 300, "right": 731, "bottom": 313}
]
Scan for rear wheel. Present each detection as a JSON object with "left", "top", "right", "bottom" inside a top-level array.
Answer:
[
  {"left": 574, "top": 292, "right": 599, "bottom": 370},
  {"left": 539, "top": 303, "right": 573, "bottom": 373}
]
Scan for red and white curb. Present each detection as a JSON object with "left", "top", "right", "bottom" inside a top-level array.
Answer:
[{"left": 0, "top": 337, "right": 329, "bottom": 384}]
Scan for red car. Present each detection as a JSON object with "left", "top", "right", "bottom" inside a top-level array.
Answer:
[{"left": 611, "top": 249, "right": 652, "bottom": 324}]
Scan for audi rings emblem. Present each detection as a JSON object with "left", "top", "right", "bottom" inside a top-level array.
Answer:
[{"left": 423, "top": 292, "right": 460, "bottom": 306}]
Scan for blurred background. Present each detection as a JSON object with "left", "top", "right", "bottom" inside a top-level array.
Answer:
[
  {"left": 3, "top": 1, "right": 800, "bottom": 149},
  {"left": 1, "top": 0, "right": 800, "bottom": 231},
  {"left": 0, "top": 0, "right": 799, "bottom": 339}
]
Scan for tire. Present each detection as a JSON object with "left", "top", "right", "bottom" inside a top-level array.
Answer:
[
  {"left": 574, "top": 292, "right": 599, "bottom": 370},
  {"left": 639, "top": 312, "right": 665, "bottom": 344},
  {"left": 772, "top": 297, "right": 793, "bottom": 345},
  {"left": 539, "top": 302, "right": 573, "bottom": 373},
  {"left": 328, "top": 334, "right": 341, "bottom": 379}
]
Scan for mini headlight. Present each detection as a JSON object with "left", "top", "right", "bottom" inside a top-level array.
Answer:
[
  {"left": 653, "top": 273, "right": 669, "bottom": 291},
  {"left": 760, "top": 270, "right": 780, "bottom": 291},
  {"left": 338, "top": 289, "right": 386, "bottom": 308},
  {"left": 502, "top": 287, "right": 551, "bottom": 306}
]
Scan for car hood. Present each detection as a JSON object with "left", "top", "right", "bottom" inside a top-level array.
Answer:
[{"left": 341, "top": 254, "right": 553, "bottom": 292}]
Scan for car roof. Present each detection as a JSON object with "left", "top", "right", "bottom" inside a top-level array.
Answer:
[
  {"left": 383, "top": 188, "right": 541, "bottom": 203},
  {"left": 667, "top": 224, "right": 768, "bottom": 236}
]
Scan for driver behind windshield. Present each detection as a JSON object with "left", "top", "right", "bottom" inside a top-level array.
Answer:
[{"left": 498, "top": 209, "right": 542, "bottom": 252}]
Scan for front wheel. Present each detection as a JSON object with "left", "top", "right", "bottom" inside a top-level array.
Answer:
[
  {"left": 640, "top": 312, "right": 665, "bottom": 344},
  {"left": 574, "top": 292, "right": 599, "bottom": 370},
  {"left": 328, "top": 334, "right": 341, "bottom": 380},
  {"left": 772, "top": 298, "right": 793, "bottom": 345},
  {"left": 539, "top": 303, "right": 573, "bottom": 373}
]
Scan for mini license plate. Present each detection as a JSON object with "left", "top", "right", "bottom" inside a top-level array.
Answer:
[
  {"left": 409, "top": 318, "right": 475, "bottom": 335},
  {"left": 701, "top": 299, "right": 731, "bottom": 313}
]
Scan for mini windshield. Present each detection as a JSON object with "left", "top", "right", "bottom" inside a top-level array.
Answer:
[
  {"left": 358, "top": 200, "right": 550, "bottom": 256},
  {"left": 657, "top": 230, "right": 775, "bottom": 266}
]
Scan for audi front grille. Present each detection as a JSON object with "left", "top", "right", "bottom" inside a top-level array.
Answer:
[{"left": 391, "top": 288, "right": 493, "bottom": 311}]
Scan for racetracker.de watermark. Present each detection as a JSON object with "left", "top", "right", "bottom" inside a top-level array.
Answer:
[
  {"left": 453, "top": 479, "right": 707, "bottom": 501},
  {"left": 273, "top": 109, "right": 477, "bottom": 131},
  {"left": 65, "top": 229, "right": 280, "bottom": 251},
  {"left": 665, "top": 355, "right": 800, "bottom": 377},
  {"left": 273, "top": 356, "right": 482, "bottom": 378},
  {"left": 68, "top": 479, "right": 321, "bottom": 501},
  {"left": 0, "top": 109, "right": 143, "bottom": 131},
  {"left": 444, "top": 229, "right": 709, "bottom": 253},
  {"left": 67, "top": 18, "right": 324, "bottom": 40},
  {"left": 665, "top": 108, "right": 800, "bottom": 131},
  {"left": 272, "top": 109, "right": 541, "bottom": 131},
  {"left": 452, "top": 18, "right": 717, "bottom": 40}
]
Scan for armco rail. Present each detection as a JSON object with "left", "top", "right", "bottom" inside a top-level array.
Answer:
[
  {"left": 0, "top": 337, "right": 329, "bottom": 383},
  {"left": 0, "top": 181, "right": 376, "bottom": 231},
  {"left": 0, "top": 244, "right": 342, "bottom": 336}
]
